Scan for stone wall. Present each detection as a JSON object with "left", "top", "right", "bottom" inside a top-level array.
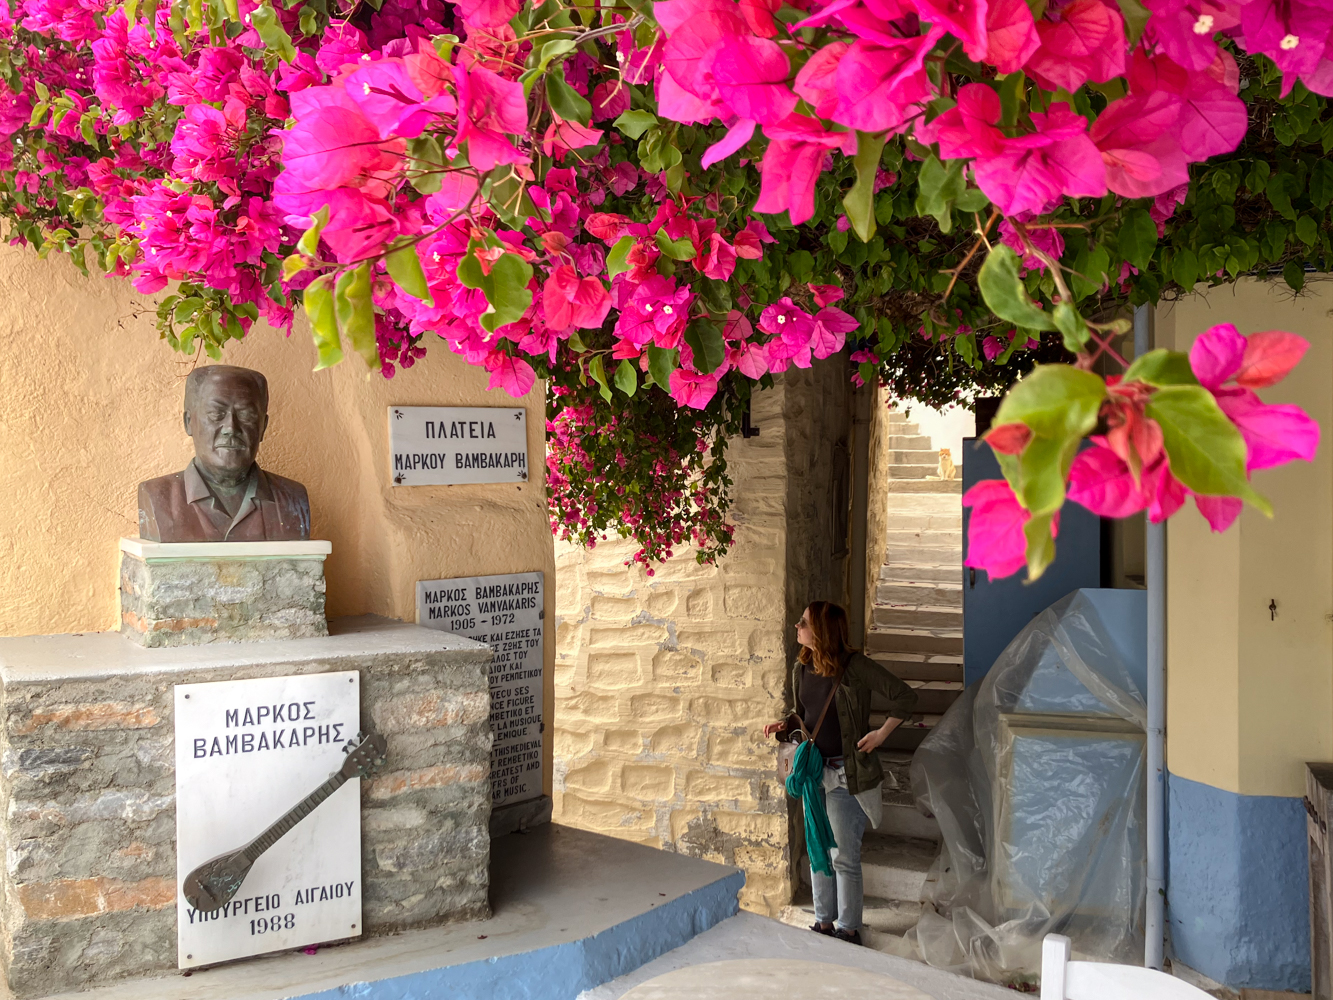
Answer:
[
  {"left": 0, "top": 617, "right": 491, "bottom": 998},
  {"left": 553, "top": 362, "right": 854, "bottom": 915}
]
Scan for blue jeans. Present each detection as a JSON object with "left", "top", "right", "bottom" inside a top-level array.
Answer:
[{"left": 811, "top": 770, "right": 869, "bottom": 933}]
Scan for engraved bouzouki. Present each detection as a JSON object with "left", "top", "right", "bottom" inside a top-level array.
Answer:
[{"left": 183, "top": 731, "right": 388, "bottom": 913}]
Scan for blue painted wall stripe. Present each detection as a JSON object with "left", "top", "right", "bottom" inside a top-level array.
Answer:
[
  {"left": 1167, "top": 771, "right": 1310, "bottom": 992},
  {"left": 300, "top": 870, "right": 745, "bottom": 1000}
]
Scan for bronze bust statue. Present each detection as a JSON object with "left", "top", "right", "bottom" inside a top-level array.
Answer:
[{"left": 138, "top": 366, "right": 311, "bottom": 543}]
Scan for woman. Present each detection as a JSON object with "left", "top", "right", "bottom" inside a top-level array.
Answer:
[{"left": 763, "top": 601, "right": 917, "bottom": 945}]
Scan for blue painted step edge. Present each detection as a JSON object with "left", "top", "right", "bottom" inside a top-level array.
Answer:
[{"left": 301, "top": 870, "right": 746, "bottom": 1000}]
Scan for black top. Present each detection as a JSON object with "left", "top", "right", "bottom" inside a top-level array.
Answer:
[{"left": 799, "top": 663, "right": 844, "bottom": 760}]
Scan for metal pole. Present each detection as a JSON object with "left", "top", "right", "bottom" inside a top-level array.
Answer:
[{"left": 1137, "top": 303, "right": 1167, "bottom": 970}]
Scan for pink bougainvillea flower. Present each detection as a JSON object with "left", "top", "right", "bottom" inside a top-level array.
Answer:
[
  {"left": 758, "top": 296, "right": 816, "bottom": 341},
  {"left": 962, "top": 478, "right": 1058, "bottom": 580},
  {"left": 1189, "top": 321, "right": 1248, "bottom": 388},
  {"left": 810, "top": 305, "right": 858, "bottom": 357},
  {"left": 1235, "top": 331, "right": 1310, "bottom": 387},
  {"left": 1240, "top": 0, "right": 1333, "bottom": 95},
  {"left": 793, "top": 42, "right": 849, "bottom": 120},
  {"left": 455, "top": 0, "right": 522, "bottom": 28},
  {"left": 698, "top": 232, "right": 738, "bottom": 280},
  {"left": 712, "top": 36, "right": 797, "bottom": 124},
  {"left": 1215, "top": 388, "right": 1321, "bottom": 471},
  {"left": 1126, "top": 49, "right": 1246, "bottom": 161},
  {"left": 809, "top": 283, "right": 845, "bottom": 307},
  {"left": 734, "top": 340, "right": 770, "bottom": 378},
  {"left": 1142, "top": 0, "right": 1242, "bottom": 71},
  {"left": 971, "top": 104, "right": 1107, "bottom": 216},
  {"left": 542, "top": 117, "right": 604, "bottom": 157},
  {"left": 1025, "top": 0, "right": 1127, "bottom": 93},
  {"left": 1090, "top": 89, "right": 1191, "bottom": 199},
  {"left": 998, "top": 220, "right": 1066, "bottom": 271},
  {"left": 669, "top": 368, "right": 721, "bottom": 408},
  {"left": 982, "top": 335, "right": 1007, "bottom": 361},
  {"left": 484, "top": 352, "right": 537, "bottom": 397},
  {"left": 754, "top": 114, "right": 857, "bottom": 224},
  {"left": 614, "top": 274, "right": 692, "bottom": 347},
  {"left": 453, "top": 61, "right": 528, "bottom": 170},
  {"left": 591, "top": 80, "right": 631, "bottom": 120},
  {"left": 913, "top": 0, "right": 988, "bottom": 61},
  {"left": 660, "top": 0, "right": 747, "bottom": 100},
  {"left": 543, "top": 265, "right": 612, "bottom": 331},
  {"left": 985, "top": 0, "right": 1041, "bottom": 73},
  {"left": 345, "top": 58, "right": 457, "bottom": 140},
  {"left": 832, "top": 32, "right": 940, "bottom": 134},
  {"left": 280, "top": 86, "right": 403, "bottom": 191},
  {"left": 701, "top": 117, "right": 757, "bottom": 169},
  {"left": 923, "top": 82, "right": 1007, "bottom": 159}
]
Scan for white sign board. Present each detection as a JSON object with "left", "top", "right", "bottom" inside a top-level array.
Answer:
[
  {"left": 416, "top": 572, "right": 543, "bottom": 806},
  {"left": 389, "top": 406, "right": 528, "bottom": 486},
  {"left": 175, "top": 672, "right": 362, "bottom": 968}
]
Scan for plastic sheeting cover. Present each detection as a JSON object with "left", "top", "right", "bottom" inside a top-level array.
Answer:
[{"left": 887, "top": 589, "right": 1147, "bottom": 986}]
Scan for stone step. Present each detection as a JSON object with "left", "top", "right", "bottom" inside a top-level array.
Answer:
[
  {"left": 895, "top": 680, "right": 964, "bottom": 716},
  {"left": 879, "top": 801, "right": 942, "bottom": 842},
  {"left": 866, "top": 627, "right": 962, "bottom": 656},
  {"left": 887, "top": 464, "right": 939, "bottom": 480},
  {"left": 862, "top": 833, "right": 939, "bottom": 903},
  {"left": 887, "top": 527, "right": 963, "bottom": 548},
  {"left": 876, "top": 581, "right": 962, "bottom": 608},
  {"left": 884, "top": 512, "right": 962, "bottom": 531},
  {"left": 872, "top": 605, "right": 962, "bottom": 631},
  {"left": 887, "top": 434, "right": 932, "bottom": 450},
  {"left": 885, "top": 549, "right": 960, "bottom": 571},
  {"left": 779, "top": 893, "right": 924, "bottom": 936},
  {"left": 879, "top": 562, "right": 960, "bottom": 585},
  {"left": 867, "top": 651, "right": 964, "bottom": 683},
  {"left": 888, "top": 450, "right": 942, "bottom": 466},
  {"left": 886, "top": 479, "right": 963, "bottom": 494},
  {"left": 885, "top": 493, "right": 962, "bottom": 513},
  {"left": 884, "top": 716, "right": 938, "bottom": 751}
]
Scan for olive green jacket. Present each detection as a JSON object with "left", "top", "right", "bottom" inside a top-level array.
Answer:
[{"left": 782, "top": 651, "right": 918, "bottom": 795}]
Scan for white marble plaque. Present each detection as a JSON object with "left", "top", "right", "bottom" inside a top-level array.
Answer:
[
  {"left": 416, "top": 572, "right": 543, "bottom": 806},
  {"left": 389, "top": 406, "right": 528, "bottom": 485},
  {"left": 175, "top": 672, "right": 362, "bottom": 968}
]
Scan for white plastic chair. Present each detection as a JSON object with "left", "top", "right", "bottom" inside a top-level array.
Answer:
[{"left": 1040, "top": 934, "right": 1214, "bottom": 999}]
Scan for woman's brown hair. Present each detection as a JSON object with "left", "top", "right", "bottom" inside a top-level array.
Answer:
[{"left": 798, "top": 601, "right": 856, "bottom": 677}]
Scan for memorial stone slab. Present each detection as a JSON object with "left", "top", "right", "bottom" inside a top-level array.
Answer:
[
  {"left": 416, "top": 572, "right": 544, "bottom": 808},
  {"left": 174, "top": 671, "right": 363, "bottom": 968},
  {"left": 389, "top": 406, "right": 528, "bottom": 486}
]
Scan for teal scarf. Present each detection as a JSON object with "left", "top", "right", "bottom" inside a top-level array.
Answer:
[{"left": 785, "top": 740, "right": 837, "bottom": 876}]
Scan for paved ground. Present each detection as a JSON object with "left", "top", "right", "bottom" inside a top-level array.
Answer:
[{"left": 579, "top": 912, "right": 1014, "bottom": 1000}]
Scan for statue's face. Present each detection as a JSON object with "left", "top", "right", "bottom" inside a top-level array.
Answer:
[{"left": 185, "top": 372, "right": 267, "bottom": 480}]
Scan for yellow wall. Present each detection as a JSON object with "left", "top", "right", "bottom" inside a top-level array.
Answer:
[
  {"left": 1162, "top": 278, "right": 1333, "bottom": 797},
  {"left": 0, "top": 246, "right": 555, "bottom": 793}
]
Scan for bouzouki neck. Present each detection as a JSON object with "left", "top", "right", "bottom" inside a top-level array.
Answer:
[{"left": 241, "top": 771, "right": 349, "bottom": 863}]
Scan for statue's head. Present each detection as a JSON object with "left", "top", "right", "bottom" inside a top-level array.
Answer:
[{"left": 183, "top": 366, "right": 269, "bottom": 484}]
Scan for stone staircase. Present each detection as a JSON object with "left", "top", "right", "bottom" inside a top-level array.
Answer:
[{"left": 780, "top": 411, "right": 964, "bottom": 947}]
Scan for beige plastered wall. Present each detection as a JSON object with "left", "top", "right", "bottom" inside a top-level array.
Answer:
[
  {"left": 0, "top": 245, "right": 555, "bottom": 796},
  {"left": 553, "top": 360, "right": 854, "bottom": 915},
  {"left": 1160, "top": 276, "right": 1333, "bottom": 798}
]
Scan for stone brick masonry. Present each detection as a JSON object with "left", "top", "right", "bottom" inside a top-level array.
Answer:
[
  {"left": 0, "top": 616, "right": 491, "bottom": 998},
  {"left": 553, "top": 365, "right": 855, "bottom": 916}
]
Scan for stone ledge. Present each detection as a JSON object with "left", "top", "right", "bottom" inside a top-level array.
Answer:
[{"left": 119, "top": 538, "right": 333, "bottom": 561}]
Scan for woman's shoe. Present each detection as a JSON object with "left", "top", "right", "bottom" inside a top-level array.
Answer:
[
  {"left": 833, "top": 928, "right": 863, "bottom": 946},
  {"left": 810, "top": 921, "right": 834, "bottom": 936}
]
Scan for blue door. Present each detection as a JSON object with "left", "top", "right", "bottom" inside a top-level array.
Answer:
[{"left": 961, "top": 439, "right": 1103, "bottom": 687}]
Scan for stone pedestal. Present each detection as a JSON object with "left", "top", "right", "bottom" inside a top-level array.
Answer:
[
  {"left": 118, "top": 538, "right": 332, "bottom": 647},
  {"left": 0, "top": 616, "right": 493, "bottom": 998}
]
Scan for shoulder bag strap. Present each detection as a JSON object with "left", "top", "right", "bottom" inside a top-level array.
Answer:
[{"left": 807, "top": 668, "right": 843, "bottom": 743}]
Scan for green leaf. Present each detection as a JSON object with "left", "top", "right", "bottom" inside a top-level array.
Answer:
[
  {"left": 406, "top": 135, "right": 444, "bottom": 194},
  {"left": 546, "top": 66, "right": 592, "bottom": 125},
  {"left": 646, "top": 344, "right": 678, "bottom": 390},
  {"left": 1118, "top": 208, "right": 1158, "bottom": 271},
  {"left": 1115, "top": 0, "right": 1149, "bottom": 43},
  {"left": 385, "top": 242, "right": 434, "bottom": 306},
  {"left": 978, "top": 245, "right": 1057, "bottom": 331},
  {"left": 843, "top": 131, "right": 886, "bottom": 244},
  {"left": 614, "top": 359, "right": 638, "bottom": 396},
  {"left": 1267, "top": 172, "right": 1297, "bottom": 220},
  {"left": 1284, "top": 259, "right": 1306, "bottom": 291},
  {"left": 535, "top": 37, "right": 577, "bottom": 75},
  {"left": 1296, "top": 214, "right": 1319, "bottom": 245},
  {"left": 1023, "top": 510, "right": 1060, "bottom": 581},
  {"left": 250, "top": 1, "right": 296, "bottom": 61},
  {"left": 1052, "top": 301, "right": 1089, "bottom": 353},
  {"left": 654, "top": 228, "right": 696, "bottom": 260},
  {"left": 479, "top": 252, "right": 534, "bottom": 334},
  {"left": 1124, "top": 349, "right": 1198, "bottom": 386},
  {"left": 1311, "top": 159, "right": 1333, "bottom": 209},
  {"left": 304, "top": 276, "right": 343, "bottom": 370},
  {"left": 607, "top": 235, "right": 635, "bottom": 278},
  {"left": 683, "top": 318, "right": 725, "bottom": 375},
  {"left": 955, "top": 187, "right": 990, "bottom": 212},
  {"left": 1070, "top": 244, "right": 1110, "bottom": 300},
  {"left": 296, "top": 205, "right": 329, "bottom": 257},
  {"left": 334, "top": 263, "right": 378, "bottom": 369},
  {"left": 1171, "top": 245, "right": 1199, "bottom": 290},
  {"left": 1146, "top": 384, "right": 1270, "bottom": 514},
  {"left": 613, "top": 109, "right": 658, "bottom": 139},
  {"left": 588, "top": 354, "right": 612, "bottom": 402},
  {"left": 998, "top": 71, "right": 1025, "bottom": 127},
  {"left": 914, "top": 155, "right": 966, "bottom": 234},
  {"left": 457, "top": 247, "right": 485, "bottom": 289}
]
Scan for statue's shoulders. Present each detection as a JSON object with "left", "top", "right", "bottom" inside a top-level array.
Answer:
[
  {"left": 138, "top": 470, "right": 187, "bottom": 503},
  {"left": 260, "top": 468, "right": 309, "bottom": 502}
]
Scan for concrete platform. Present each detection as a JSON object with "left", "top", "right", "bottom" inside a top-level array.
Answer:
[
  {"left": 27, "top": 825, "right": 743, "bottom": 1000},
  {"left": 579, "top": 912, "right": 1013, "bottom": 1000}
]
